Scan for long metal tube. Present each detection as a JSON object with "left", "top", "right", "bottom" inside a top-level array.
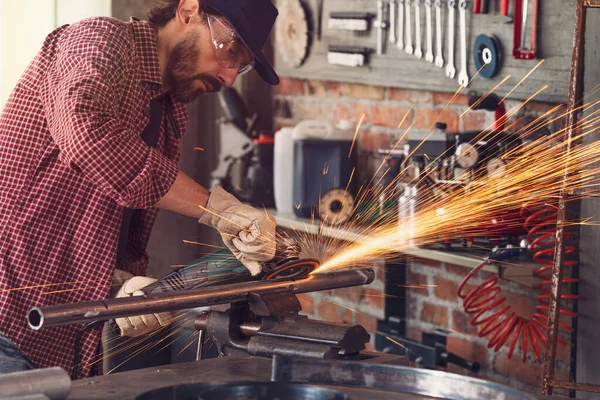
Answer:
[
  {"left": 0, "top": 367, "right": 71, "bottom": 400},
  {"left": 28, "top": 268, "right": 374, "bottom": 330}
]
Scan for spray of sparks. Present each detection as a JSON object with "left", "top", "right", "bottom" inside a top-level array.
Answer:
[{"left": 11, "top": 60, "right": 600, "bottom": 372}]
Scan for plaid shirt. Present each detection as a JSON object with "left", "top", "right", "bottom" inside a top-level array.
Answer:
[{"left": 0, "top": 17, "right": 188, "bottom": 377}]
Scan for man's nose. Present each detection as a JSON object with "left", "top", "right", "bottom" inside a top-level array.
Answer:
[{"left": 216, "top": 68, "right": 239, "bottom": 88}]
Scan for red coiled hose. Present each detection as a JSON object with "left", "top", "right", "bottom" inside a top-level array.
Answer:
[{"left": 458, "top": 203, "right": 578, "bottom": 361}]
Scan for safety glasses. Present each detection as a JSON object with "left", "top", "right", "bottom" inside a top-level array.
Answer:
[{"left": 206, "top": 14, "right": 255, "bottom": 76}]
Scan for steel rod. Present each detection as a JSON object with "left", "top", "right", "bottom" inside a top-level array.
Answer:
[
  {"left": 28, "top": 268, "right": 374, "bottom": 330},
  {"left": 542, "top": 0, "right": 586, "bottom": 395},
  {"left": 551, "top": 380, "right": 600, "bottom": 393}
]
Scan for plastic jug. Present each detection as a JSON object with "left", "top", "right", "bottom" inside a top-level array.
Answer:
[
  {"left": 273, "top": 127, "right": 295, "bottom": 213},
  {"left": 291, "top": 120, "right": 333, "bottom": 140}
]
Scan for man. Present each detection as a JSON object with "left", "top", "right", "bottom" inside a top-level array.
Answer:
[{"left": 0, "top": 0, "right": 279, "bottom": 378}]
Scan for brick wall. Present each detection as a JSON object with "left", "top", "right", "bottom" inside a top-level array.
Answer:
[{"left": 277, "top": 78, "right": 570, "bottom": 394}]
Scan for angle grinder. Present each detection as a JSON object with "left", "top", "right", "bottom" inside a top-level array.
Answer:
[{"left": 142, "top": 228, "right": 319, "bottom": 295}]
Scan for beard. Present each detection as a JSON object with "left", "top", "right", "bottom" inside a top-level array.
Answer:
[{"left": 166, "top": 36, "right": 223, "bottom": 104}]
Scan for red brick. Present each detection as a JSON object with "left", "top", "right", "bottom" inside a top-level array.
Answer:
[
  {"left": 371, "top": 106, "right": 414, "bottom": 128},
  {"left": 432, "top": 91, "right": 469, "bottom": 106},
  {"left": 297, "top": 294, "right": 315, "bottom": 315},
  {"left": 452, "top": 309, "right": 479, "bottom": 336},
  {"left": 447, "top": 336, "right": 490, "bottom": 369},
  {"left": 525, "top": 101, "right": 561, "bottom": 114},
  {"left": 274, "top": 77, "right": 305, "bottom": 95},
  {"left": 461, "top": 110, "right": 488, "bottom": 131},
  {"left": 317, "top": 300, "right": 353, "bottom": 323},
  {"left": 389, "top": 88, "right": 433, "bottom": 104},
  {"left": 332, "top": 102, "right": 370, "bottom": 124},
  {"left": 362, "top": 288, "right": 385, "bottom": 310},
  {"left": 307, "top": 80, "right": 342, "bottom": 97},
  {"left": 494, "top": 354, "right": 542, "bottom": 387},
  {"left": 333, "top": 287, "right": 363, "bottom": 303},
  {"left": 405, "top": 326, "right": 422, "bottom": 341},
  {"left": 341, "top": 83, "right": 385, "bottom": 100},
  {"left": 434, "top": 277, "right": 460, "bottom": 301},
  {"left": 416, "top": 108, "right": 460, "bottom": 132},
  {"left": 420, "top": 301, "right": 449, "bottom": 327},
  {"left": 291, "top": 97, "right": 332, "bottom": 120},
  {"left": 355, "top": 312, "right": 378, "bottom": 333},
  {"left": 357, "top": 131, "right": 392, "bottom": 152},
  {"left": 407, "top": 271, "right": 428, "bottom": 287},
  {"left": 503, "top": 293, "right": 537, "bottom": 320}
]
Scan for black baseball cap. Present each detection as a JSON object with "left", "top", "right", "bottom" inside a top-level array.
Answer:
[{"left": 205, "top": 0, "right": 280, "bottom": 85}]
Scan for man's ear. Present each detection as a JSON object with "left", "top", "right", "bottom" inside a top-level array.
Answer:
[{"left": 176, "top": 0, "right": 202, "bottom": 25}]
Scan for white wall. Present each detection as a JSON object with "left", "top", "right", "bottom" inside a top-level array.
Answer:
[{"left": 0, "top": 0, "right": 111, "bottom": 110}]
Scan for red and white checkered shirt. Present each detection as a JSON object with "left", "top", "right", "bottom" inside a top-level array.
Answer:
[{"left": 0, "top": 17, "right": 188, "bottom": 377}]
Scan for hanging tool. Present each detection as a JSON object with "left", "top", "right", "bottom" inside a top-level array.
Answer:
[
  {"left": 472, "top": 0, "right": 489, "bottom": 14},
  {"left": 274, "top": 0, "right": 310, "bottom": 68},
  {"left": 434, "top": 0, "right": 444, "bottom": 68},
  {"left": 328, "top": 12, "right": 372, "bottom": 31},
  {"left": 445, "top": 0, "right": 456, "bottom": 79},
  {"left": 457, "top": 0, "right": 469, "bottom": 86},
  {"left": 425, "top": 0, "right": 434, "bottom": 62},
  {"left": 513, "top": 0, "right": 538, "bottom": 59},
  {"left": 414, "top": 0, "right": 423, "bottom": 58},
  {"left": 500, "top": 0, "right": 509, "bottom": 17},
  {"left": 374, "top": 0, "right": 389, "bottom": 55},
  {"left": 327, "top": 45, "right": 373, "bottom": 67},
  {"left": 389, "top": 0, "right": 397, "bottom": 43},
  {"left": 316, "top": 0, "right": 324, "bottom": 40},
  {"left": 397, "top": 0, "right": 405, "bottom": 49},
  {"left": 404, "top": 0, "right": 413, "bottom": 54},
  {"left": 473, "top": 34, "right": 501, "bottom": 78}
]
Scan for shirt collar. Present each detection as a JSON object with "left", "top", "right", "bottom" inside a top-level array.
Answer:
[{"left": 130, "top": 17, "right": 162, "bottom": 93}]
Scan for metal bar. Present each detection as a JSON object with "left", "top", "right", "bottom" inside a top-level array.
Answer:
[
  {"left": 541, "top": 0, "right": 587, "bottom": 395},
  {"left": 583, "top": 0, "right": 600, "bottom": 8},
  {"left": 551, "top": 380, "right": 600, "bottom": 393},
  {"left": 27, "top": 268, "right": 374, "bottom": 330}
]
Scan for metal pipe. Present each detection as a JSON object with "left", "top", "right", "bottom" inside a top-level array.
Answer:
[
  {"left": 0, "top": 367, "right": 71, "bottom": 400},
  {"left": 28, "top": 268, "right": 374, "bottom": 330},
  {"left": 541, "top": 0, "right": 586, "bottom": 395}
]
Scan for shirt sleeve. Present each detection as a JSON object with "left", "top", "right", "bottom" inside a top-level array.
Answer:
[{"left": 39, "top": 20, "right": 178, "bottom": 209}]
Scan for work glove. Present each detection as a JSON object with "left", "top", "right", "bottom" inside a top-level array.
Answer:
[
  {"left": 113, "top": 271, "right": 174, "bottom": 337},
  {"left": 198, "top": 186, "right": 276, "bottom": 276}
]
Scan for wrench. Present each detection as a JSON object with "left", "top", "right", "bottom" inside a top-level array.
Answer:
[
  {"left": 404, "top": 0, "right": 413, "bottom": 54},
  {"left": 457, "top": 0, "right": 469, "bottom": 86},
  {"left": 397, "top": 0, "right": 405, "bottom": 49},
  {"left": 425, "top": 0, "right": 434, "bottom": 62},
  {"left": 414, "top": 0, "right": 423, "bottom": 59},
  {"left": 389, "top": 0, "right": 397, "bottom": 44},
  {"left": 445, "top": 0, "right": 456, "bottom": 79},
  {"left": 434, "top": 0, "right": 444, "bottom": 67}
]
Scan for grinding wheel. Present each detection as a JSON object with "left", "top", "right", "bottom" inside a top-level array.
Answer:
[
  {"left": 319, "top": 188, "right": 354, "bottom": 225},
  {"left": 263, "top": 258, "right": 320, "bottom": 280},
  {"left": 473, "top": 34, "right": 501, "bottom": 78},
  {"left": 275, "top": 0, "right": 310, "bottom": 68}
]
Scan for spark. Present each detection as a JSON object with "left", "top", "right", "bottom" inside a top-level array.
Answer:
[
  {"left": 193, "top": 147, "right": 205, "bottom": 151},
  {"left": 348, "top": 113, "right": 365, "bottom": 158}
]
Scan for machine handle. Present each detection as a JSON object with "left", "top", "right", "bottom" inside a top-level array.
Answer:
[{"left": 443, "top": 352, "right": 481, "bottom": 373}]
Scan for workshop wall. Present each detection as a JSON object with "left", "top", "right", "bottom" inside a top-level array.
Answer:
[{"left": 279, "top": 77, "right": 570, "bottom": 393}]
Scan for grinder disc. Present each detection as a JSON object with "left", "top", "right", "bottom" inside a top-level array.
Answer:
[
  {"left": 319, "top": 189, "right": 354, "bottom": 225},
  {"left": 275, "top": 0, "right": 310, "bottom": 68},
  {"left": 473, "top": 34, "right": 501, "bottom": 78},
  {"left": 263, "top": 258, "right": 320, "bottom": 280}
]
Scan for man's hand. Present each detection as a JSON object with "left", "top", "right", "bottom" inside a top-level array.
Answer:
[
  {"left": 113, "top": 274, "right": 173, "bottom": 337},
  {"left": 198, "top": 186, "right": 276, "bottom": 276}
]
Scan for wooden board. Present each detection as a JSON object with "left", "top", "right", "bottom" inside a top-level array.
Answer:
[{"left": 274, "top": 0, "right": 576, "bottom": 104}]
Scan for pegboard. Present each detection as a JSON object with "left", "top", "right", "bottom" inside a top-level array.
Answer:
[{"left": 273, "top": 0, "right": 576, "bottom": 104}]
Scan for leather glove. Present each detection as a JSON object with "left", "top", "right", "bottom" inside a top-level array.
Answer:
[
  {"left": 198, "top": 186, "right": 276, "bottom": 276},
  {"left": 113, "top": 273, "right": 173, "bottom": 337}
]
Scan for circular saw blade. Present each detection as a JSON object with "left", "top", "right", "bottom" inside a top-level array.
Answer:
[{"left": 275, "top": 0, "right": 310, "bottom": 68}]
